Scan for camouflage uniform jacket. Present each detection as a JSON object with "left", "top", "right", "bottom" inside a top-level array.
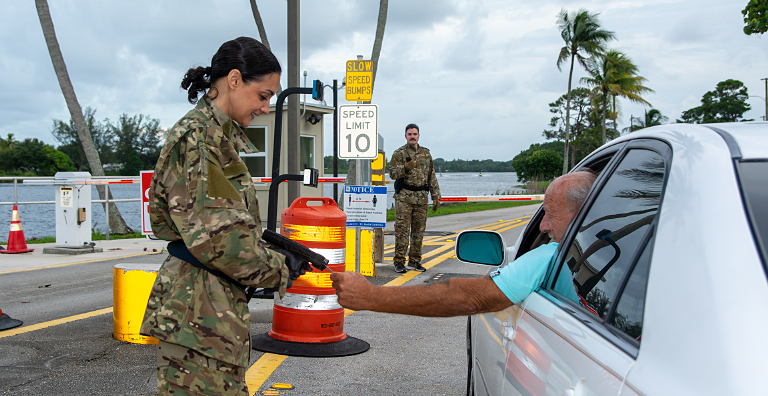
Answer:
[
  {"left": 389, "top": 144, "right": 441, "bottom": 206},
  {"left": 140, "top": 97, "right": 289, "bottom": 368}
]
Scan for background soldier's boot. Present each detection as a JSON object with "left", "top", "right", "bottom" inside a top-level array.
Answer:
[
  {"left": 394, "top": 263, "right": 407, "bottom": 273},
  {"left": 410, "top": 261, "right": 426, "bottom": 272}
]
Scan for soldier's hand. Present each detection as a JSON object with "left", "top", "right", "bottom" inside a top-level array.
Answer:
[
  {"left": 432, "top": 200, "right": 440, "bottom": 212},
  {"left": 404, "top": 159, "right": 416, "bottom": 171},
  {"left": 272, "top": 248, "right": 313, "bottom": 281}
]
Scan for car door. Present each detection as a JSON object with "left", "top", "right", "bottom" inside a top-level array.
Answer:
[{"left": 498, "top": 139, "right": 670, "bottom": 396}]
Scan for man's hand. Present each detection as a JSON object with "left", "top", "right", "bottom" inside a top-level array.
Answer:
[
  {"left": 404, "top": 159, "right": 416, "bottom": 171},
  {"left": 330, "top": 272, "right": 375, "bottom": 311},
  {"left": 272, "top": 248, "right": 312, "bottom": 281},
  {"left": 432, "top": 200, "right": 440, "bottom": 212}
]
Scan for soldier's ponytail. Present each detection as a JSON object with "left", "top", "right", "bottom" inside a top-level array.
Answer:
[
  {"left": 181, "top": 37, "right": 282, "bottom": 105},
  {"left": 181, "top": 66, "right": 210, "bottom": 104}
]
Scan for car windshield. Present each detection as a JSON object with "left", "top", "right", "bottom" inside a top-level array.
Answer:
[{"left": 739, "top": 160, "right": 768, "bottom": 276}]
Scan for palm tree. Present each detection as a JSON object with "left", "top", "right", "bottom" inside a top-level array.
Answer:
[
  {"left": 249, "top": 0, "right": 283, "bottom": 96},
  {"left": 35, "top": 0, "right": 132, "bottom": 234},
  {"left": 369, "top": 0, "right": 388, "bottom": 99},
  {"left": 624, "top": 109, "right": 668, "bottom": 133},
  {"left": 581, "top": 50, "right": 652, "bottom": 144},
  {"left": 0, "top": 134, "right": 15, "bottom": 151},
  {"left": 605, "top": 51, "right": 653, "bottom": 140},
  {"left": 557, "top": 9, "right": 615, "bottom": 173}
]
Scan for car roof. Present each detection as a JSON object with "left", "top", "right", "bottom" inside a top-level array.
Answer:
[{"left": 608, "top": 122, "right": 768, "bottom": 161}]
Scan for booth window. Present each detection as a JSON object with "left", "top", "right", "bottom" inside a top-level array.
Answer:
[
  {"left": 240, "top": 126, "right": 268, "bottom": 177},
  {"left": 300, "top": 135, "right": 315, "bottom": 170}
]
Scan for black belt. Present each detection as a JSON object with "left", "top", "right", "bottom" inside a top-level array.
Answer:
[
  {"left": 166, "top": 240, "right": 246, "bottom": 291},
  {"left": 402, "top": 183, "right": 428, "bottom": 191}
]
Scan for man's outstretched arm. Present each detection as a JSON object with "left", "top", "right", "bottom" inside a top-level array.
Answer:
[{"left": 330, "top": 271, "right": 512, "bottom": 317}]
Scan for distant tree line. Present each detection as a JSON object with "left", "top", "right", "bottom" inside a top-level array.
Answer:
[
  {"left": 52, "top": 107, "right": 165, "bottom": 176},
  {"left": 323, "top": 156, "right": 515, "bottom": 175},
  {"left": 0, "top": 134, "right": 75, "bottom": 175},
  {"left": 324, "top": 156, "right": 350, "bottom": 174},
  {"left": 0, "top": 107, "right": 165, "bottom": 177},
  {"left": 432, "top": 158, "right": 514, "bottom": 173}
]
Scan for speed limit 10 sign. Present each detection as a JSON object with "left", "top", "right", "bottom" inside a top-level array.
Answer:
[{"left": 338, "top": 104, "right": 378, "bottom": 159}]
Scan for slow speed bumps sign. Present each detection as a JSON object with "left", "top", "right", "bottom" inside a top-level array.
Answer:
[
  {"left": 338, "top": 104, "right": 378, "bottom": 159},
  {"left": 345, "top": 59, "right": 373, "bottom": 101}
]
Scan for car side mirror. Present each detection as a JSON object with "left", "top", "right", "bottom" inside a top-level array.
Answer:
[{"left": 455, "top": 230, "right": 506, "bottom": 266}]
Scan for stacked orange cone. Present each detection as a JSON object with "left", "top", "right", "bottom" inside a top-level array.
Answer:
[
  {"left": 0, "top": 308, "right": 23, "bottom": 331},
  {"left": 0, "top": 205, "right": 33, "bottom": 254}
]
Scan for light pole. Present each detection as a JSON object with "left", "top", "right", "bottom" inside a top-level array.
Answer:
[
  {"left": 762, "top": 78, "right": 768, "bottom": 121},
  {"left": 749, "top": 95, "right": 766, "bottom": 121}
]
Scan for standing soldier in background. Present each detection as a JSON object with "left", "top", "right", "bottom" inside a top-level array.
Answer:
[{"left": 389, "top": 124, "right": 441, "bottom": 273}]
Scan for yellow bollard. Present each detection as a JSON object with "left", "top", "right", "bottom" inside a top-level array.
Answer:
[
  {"left": 112, "top": 263, "right": 161, "bottom": 345},
  {"left": 345, "top": 229, "right": 375, "bottom": 276}
]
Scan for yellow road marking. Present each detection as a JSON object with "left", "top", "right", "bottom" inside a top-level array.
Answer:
[
  {"left": 0, "top": 251, "right": 163, "bottom": 275},
  {"left": 495, "top": 220, "right": 530, "bottom": 234},
  {"left": 228, "top": 214, "right": 535, "bottom": 392},
  {"left": 384, "top": 249, "right": 456, "bottom": 287},
  {"left": 0, "top": 307, "right": 113, "bottom": 339},
  {"left": 245, "top": 353, "right": 288, "bottom": 395},
  {"left": 382, "top": 215, "right": 532, "bottom": 254}
]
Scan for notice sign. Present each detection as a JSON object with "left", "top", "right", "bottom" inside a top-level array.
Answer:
[
  {"left": 140, "top": 171, "right": 153, "bottom": 235},
  {"left": 345, "top": 59, "right": 373, "bottom": 101},
  {"left": 60, "top": 187, "right": 73, "bottom": 208},
  {"left": 344, "top": 185, "right": 387, "bottom": 228}
]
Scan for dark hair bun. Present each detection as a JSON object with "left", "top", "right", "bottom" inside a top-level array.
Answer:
[
  {"left": 181, "top": 66, "right": 210, "bottom": 104},
  {"left": 180, "top": 37, "right": 281, "bottom": 105}
]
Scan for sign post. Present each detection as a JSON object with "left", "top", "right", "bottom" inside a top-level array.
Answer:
[{"left": 338, "top": 103, "right": 378, "bottom": 274}]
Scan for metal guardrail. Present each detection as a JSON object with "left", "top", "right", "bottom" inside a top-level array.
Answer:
[
  {"left": 0, "top": 176, "right": 141, "bottom": 241},
  {"left": 0, "top": 176, "right": 349, "bottom": 241}
]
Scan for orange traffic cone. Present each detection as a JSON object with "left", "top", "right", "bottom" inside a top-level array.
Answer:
[
  {"left": 0, "top": 205, "right": 33, "bottom": 254},
  {"left": 0, "top": 308, "right": 23, "bottom": 331}
]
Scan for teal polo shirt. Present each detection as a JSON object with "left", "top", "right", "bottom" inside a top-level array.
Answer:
[{"left": 491, "top": 243, "right": 559, "bottom": 304}]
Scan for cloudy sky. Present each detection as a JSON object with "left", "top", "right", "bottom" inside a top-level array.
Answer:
[{"left": 1, "top": 0, "right": 765, "bottom": 163}]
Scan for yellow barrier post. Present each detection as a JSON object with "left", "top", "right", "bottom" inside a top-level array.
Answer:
[{"left": 112, "top": 263, "right": 160, "bottom": 344}]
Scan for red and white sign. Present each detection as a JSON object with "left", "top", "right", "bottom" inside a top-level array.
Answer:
[{"left": 140, "top": 171, "right": 153, "bottom": 235}]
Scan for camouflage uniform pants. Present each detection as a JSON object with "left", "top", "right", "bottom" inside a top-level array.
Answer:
[
  {"left": 394, "top": 198, "right": 428, "bottom": 265},
  {"left": 156, "top": 341, "right": 248, "bottom": 396}
]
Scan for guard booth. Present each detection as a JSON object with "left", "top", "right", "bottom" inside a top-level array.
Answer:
[
  {"left": 53, "top": 172, "right": 93, "bottom": 247},
  {"left": 242, "top": 103, "right": 334, "bottom": 227}
]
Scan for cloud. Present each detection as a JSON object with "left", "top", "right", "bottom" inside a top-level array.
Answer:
[{"left": 1, "top": 0, "right": 767, "bottom": 161}]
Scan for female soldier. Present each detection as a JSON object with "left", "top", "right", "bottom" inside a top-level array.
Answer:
[{"left": 141, "top": 37, "right": 305, "bottom": 396}]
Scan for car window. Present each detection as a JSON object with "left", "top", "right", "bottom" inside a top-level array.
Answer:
[
  {"left": 609, "top": 237, "right": 652, "bottom": 341},
  {"left": 548, "top": 148, "right": 665, "bottom": 333},
  {"left": 737, "top": 160, "right": 768, "bottom": 272}
]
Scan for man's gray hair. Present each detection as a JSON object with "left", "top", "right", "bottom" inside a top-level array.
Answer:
[{"left": 563, "top": 171, "right": 597, "bottom": 213}]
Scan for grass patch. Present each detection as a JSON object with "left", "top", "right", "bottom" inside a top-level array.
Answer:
[
  {"left": 7, "top": 231, "right": 148, "bottom": 245},
  {"left": 386, "top": 200, "right": 542, "bottom": 222},
  {"left": 524, "top": 180, "right": 552, "bottom": 194}
]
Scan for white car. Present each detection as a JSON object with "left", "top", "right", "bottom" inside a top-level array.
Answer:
[{"left": 456, "top": 123, "right": 767, "bottom": 396}]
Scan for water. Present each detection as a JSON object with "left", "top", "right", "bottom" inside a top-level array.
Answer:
[
  {"left": 0, "top": 183, "right": 142, "bottom": 241},
  {"left": 0, "top": 172, "right": 520, "bottom": 241}
]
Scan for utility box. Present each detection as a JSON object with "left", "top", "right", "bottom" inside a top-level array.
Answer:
[{"left": 54, "top": 172, "right": 93, "bottom": 247}]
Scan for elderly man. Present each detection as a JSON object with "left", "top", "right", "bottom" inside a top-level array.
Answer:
[{"left": 330, "top": 171, "right": 596, "bottom": 316}]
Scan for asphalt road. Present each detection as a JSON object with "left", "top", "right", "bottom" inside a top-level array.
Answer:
[{"left": 0, "top": 204, "right": 539, "bottom": 395}]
